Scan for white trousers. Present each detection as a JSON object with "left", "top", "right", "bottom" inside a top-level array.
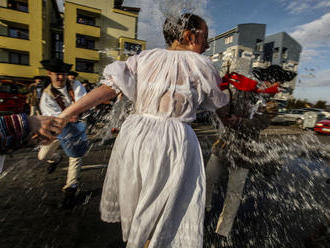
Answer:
[
  {"left": 205, "top": 153, "right": 249, "bottom": 237},
  {"left": 38, "top": 140, "right": 82, "bottom": 190}
]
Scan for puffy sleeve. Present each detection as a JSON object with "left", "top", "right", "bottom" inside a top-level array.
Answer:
[
  {"left": 196, "top": 56, "right": 229, "bottom": 111},
  {"left": 100, "top": 55, "right": 138, "bottom": 101}
]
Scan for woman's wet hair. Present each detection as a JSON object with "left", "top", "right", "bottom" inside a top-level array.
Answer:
[{"left": 163, "top": 13, "right": 205, "bottom": 46}]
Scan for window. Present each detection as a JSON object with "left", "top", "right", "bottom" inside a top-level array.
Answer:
[
  {"left": 77, "top": 14, "right": 96, "bottom": 26},
  {"left": 8, "top": 27, "right": 29, "bottom": 39},
  {"left": 52, "top": 32, "right": 63, "bottom": 60},
  {"left": 9, "top": 52, "right": 29, "bottom": 65},
  {"left": 273, "top": 47, "right": 279, "bottom": 59},
  {"left": 76, "top": 59, "right": 95, "bottom": 73},
  {"left": 238, "top": 49, "right": 244, "bottom": 57},
  {"left": 7, "top": 0, "right": 28, "bottom": 12},
  {"left": 224, "top": 36, "right": 233, "bottom": 44},
  {"left": 256, "top": 44, "right": 263, "bottom": 52},
  {"left": 282, "top": 47, "right": 288, "bottom": 59},
  {"left": 76, "top": 35, "right": 95, "bottom": 49},
  {"left": 123, "top": 42, "right": 142, "bottom": 56}
]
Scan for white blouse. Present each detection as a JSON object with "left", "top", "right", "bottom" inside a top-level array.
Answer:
[{"left": 101, "top": 48, "right": 228, "bottom": 123}]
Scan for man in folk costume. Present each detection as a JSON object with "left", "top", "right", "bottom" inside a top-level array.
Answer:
[
  {"left": 205, "top": 69, "right": 285, "bottom": 238},
  {"left": 38, "top": 59, "right": 87, "bottom": 204}
]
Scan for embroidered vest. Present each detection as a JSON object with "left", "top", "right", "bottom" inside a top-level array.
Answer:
[{"left": 44, "top": 81, "right": 75, "bottom": 110}]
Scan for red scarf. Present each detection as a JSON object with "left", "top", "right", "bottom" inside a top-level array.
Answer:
[{"left": 220, "top": 72, "right": 280, "bottom": 95}]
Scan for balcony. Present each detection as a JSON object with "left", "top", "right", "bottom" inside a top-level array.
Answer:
[
  {"left": 0, "top": 35, "right": 31, "bottom": 51},
  {"left": 0, "top": 7, "right": 29, "bottom": 24},
  {"left": 75, "top": 47, "right": 100, "bottom": 61},
  {"left": 75, "top": 23, "right": 100, "bottom": 38},
  {"left": 0, "top": 63, "right": 33, "bottom": 78}
]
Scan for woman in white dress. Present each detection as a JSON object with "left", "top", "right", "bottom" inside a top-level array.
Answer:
[{"left": 59, "top": 14, "right": 228, "bottom": 248}]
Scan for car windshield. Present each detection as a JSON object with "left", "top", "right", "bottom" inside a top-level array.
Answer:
[
  {"left": 0, "top": 83, "right": 28, "bottom": 94},
  {"left": 0, "top": 83, "right": 17, "bottom": 94}
]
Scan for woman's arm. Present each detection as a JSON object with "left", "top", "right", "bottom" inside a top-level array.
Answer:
[{"left": 59, "top": 85, "right": 118, "bottom": 119}]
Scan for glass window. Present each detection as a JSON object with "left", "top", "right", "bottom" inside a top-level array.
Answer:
[
  {"left": 123, "top": 42, "right": 142, "bottom": 56},
  {"left": 224, "top": 36, "right": 233, "bottom": 44},
  {"left": 9, "top": 52, "right": 29, "bottom": 65},
  {"left": 238, "top": 49, "right": 244, "bottom": 57},
  {"left": 8, "top": 27, "right": 29, "bottom": 39},
  {"left": 20, "top": 54, "right": 28, "bottom": 65},
  {"left": 76, "top": 35, "right": 95, "bottom": 49},
  {"left": 8, "top": 0, "right": 28, "bottom": 12},
  {"left": 76, "top": 60, "right": 94, "bottom": 73},
  {"left": 77, "top": 14, "right": 96, "bottom": 26}
]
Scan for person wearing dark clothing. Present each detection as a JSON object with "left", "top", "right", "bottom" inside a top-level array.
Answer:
[{"left": 205, "top": 73, "right": 279, "bottom": 237}]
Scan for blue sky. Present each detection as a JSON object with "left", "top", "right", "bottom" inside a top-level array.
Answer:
[
  {"left": 124, "top": 0, "right": 330, "bottom": 103},
  {"left": 58, "top": 0, "right": 330, "bottom": 103}
]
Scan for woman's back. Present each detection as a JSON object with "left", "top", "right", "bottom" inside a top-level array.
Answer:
[{"left": 103, "top": 48, "right": 226, "bottom": 123}]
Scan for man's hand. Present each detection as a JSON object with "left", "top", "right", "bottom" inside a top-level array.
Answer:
[
  {"left": 28, "top": 116, "right": 67, "bottom": 144},
  {"left": 265, "top": 101, "right": 278, "bottom": 114}
]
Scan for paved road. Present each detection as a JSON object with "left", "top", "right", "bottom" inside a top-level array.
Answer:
[{"left": 0, "top": 125, "right": 329, "bottom": 248}]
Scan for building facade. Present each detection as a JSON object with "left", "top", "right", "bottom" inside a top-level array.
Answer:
[
  {"left": 205, "top": 24, "right": 302, "bottom": 100},
  {"left": 0, "top": 0, "right": 61, "bottom": 83},
  {"left": 0, "top": 0, "right": 146, "bottom": 84},
  {"left": 64, "top": 0, "right": 145, "bottom": 83}
]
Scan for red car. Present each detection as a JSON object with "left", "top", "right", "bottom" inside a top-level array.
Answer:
[
  {"left": 314, "top": 119, "right": 330, "bottom": 134},
  {"left": 0, "top": 80, "right": 29, "bottom": 114}
]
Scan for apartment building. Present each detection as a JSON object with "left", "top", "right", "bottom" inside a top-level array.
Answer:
[
  {"left": 64, "top": 0, "right": 146, "bottom": 82},
  {"left": 206, "top": 24, "right": 302, "bottom": 100},
  {"left": 206, "top": 23, "right": 266, "bottom": 75},
  {"left": 0, "top": 0, "right": 61, "bottom": 82},
  {"left": 0, "top": 0, "right": 146, "bottom": 84}
]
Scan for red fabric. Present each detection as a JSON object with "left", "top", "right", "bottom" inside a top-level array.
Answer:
[
  {"left": 220, "top": 73, "right": 279, "bottom": 95},
  {"left": 256, "top": 85, "right": 279, "bottom": 94}
]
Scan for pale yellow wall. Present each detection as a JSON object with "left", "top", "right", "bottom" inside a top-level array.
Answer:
[
  {"left": 65, "top": 0, "right": 145, "bottom": 83},
  {"left": 64, "top": 1, "right": 101, "bottom": 82},
  {"left": 0, "top": 0, "right": 7, "bottom": 7}
]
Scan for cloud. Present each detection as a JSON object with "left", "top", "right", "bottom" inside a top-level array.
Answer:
[
  {"left": 290, "top": 12, "right": 330, "bottom": 48},
  {"left": 278, "top": 0, "right": 330, "bottom": 14},
  {"left": 298, "top": 69, "right": 330, "bottom": 87},
  {"left": 124, "top": 0, "right": 214, "bottom": 48}
]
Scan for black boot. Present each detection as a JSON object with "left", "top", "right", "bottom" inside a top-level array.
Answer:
[{"left": 59, "top": 186, "right": 78, "bottom": 209}]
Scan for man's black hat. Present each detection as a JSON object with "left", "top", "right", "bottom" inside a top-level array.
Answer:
[
  {"left": 40, "top": 59, "right": 72, "bottom": 73},
  {"left": 68, "top": 71, "right": 79, "bottom": 77},
  {"left": 33, "top": 76, "right": 43, "bottom": 80}
]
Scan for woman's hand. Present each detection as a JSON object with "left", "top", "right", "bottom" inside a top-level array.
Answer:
[{"left": 28, "top": 116, "right": 67, "bottom": 144}]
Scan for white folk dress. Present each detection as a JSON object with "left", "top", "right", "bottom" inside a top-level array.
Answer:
[{"left": 100, "top": 48, "right": 228, "bottom": 248}]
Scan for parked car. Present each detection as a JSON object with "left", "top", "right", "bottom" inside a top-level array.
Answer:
[
  {"left": 0, "top": 80, "right": 29, "bottom": 114},
  {"left": 302, "top": 108, "right": 330, "bottom": 118},
  {"left": 303, "top": 111, "right": 327, "bottom": 129},
  {"left": 271, "top": 109, "right": 306, "bottom": 125},
  {"left": 314, "top": 119, "right": 330, "bottom": 134}
]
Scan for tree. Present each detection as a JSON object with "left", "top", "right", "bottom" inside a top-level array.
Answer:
[{"left": 314, "top": 100, "right": 326, "bottom": 109}]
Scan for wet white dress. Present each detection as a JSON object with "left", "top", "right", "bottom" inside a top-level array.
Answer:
[{"left": 100, "top": 48, "right": 228, "bottom": 248}]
